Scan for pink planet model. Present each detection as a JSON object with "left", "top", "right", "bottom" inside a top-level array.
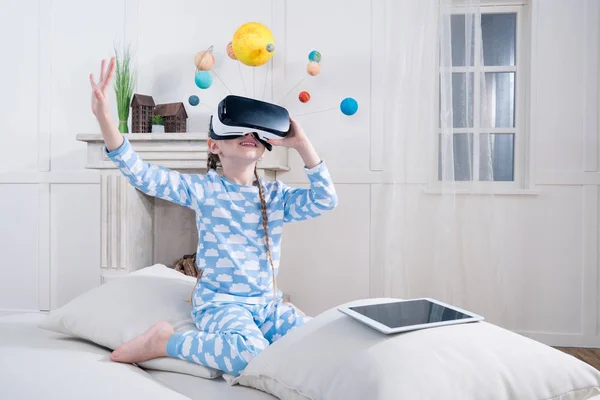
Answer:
[{"left": 307, "top": 61, "right": 320, "bottom": 76}]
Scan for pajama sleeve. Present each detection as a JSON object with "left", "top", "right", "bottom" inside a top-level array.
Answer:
[
  {"left": 104, "top": 138, "right": 206, "bottom": 209},
  {"left": 281, "top": 160, "right": 338, "bottom": 223}
]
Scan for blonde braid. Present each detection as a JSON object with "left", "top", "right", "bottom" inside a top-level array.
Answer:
[{"left": 254, "top": 166, "right": 276, "bottom": 299}]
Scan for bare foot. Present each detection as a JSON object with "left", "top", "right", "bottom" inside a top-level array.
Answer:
[{"left": 110, "top": 321, "right": 174, "bottom": 364}]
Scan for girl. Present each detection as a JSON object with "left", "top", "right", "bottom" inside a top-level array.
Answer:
[{"left": 89, "top": 57, "right": 338, "bottom": 377}]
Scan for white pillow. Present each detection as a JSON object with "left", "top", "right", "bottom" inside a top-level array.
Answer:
[
  {"left": 233, "top": 298, "right": 600, "bottom": 400},
  {"left": 39, "top": 264, "right": 221, "bottom": 379}
]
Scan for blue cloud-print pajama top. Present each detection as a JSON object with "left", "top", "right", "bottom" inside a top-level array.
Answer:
[{"left": 106, "top": 138, "right": 338, "bottom": 376}]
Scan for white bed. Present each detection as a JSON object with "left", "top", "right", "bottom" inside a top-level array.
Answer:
[
  {"left": 4, "top": 267, "right": 600, "bottom": 400},
  {"left": 0, "top": 312, "right": 274, "bottom": 400}
]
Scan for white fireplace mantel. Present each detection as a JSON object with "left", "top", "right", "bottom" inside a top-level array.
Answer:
[
  {"left": 76, "top": 132, "right": 289, "bottom": 171},
  {"left": 76, "top": 132, "right": 289, "bottom": 282}
]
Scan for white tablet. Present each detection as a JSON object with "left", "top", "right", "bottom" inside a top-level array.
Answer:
[{"left": 338, "top": 298, "right": 484, "bottom": 334}]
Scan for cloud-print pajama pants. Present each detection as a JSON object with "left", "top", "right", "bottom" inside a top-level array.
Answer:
[{"left": 167, "top": 299, "right": 309, "bottom": 376}]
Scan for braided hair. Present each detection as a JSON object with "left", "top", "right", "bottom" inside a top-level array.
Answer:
[
  {"left": 207, "top": 152, "right": 220, "bottom": 171},
  {"left": 253, "top": 166, "right": 277, "bottom": 299}
]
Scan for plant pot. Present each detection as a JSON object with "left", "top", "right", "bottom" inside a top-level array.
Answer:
[{"left": 152, "top": 125, "right": 165, "bottom": 133}]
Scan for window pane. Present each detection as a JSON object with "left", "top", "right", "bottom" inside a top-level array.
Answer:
[
  {"left": 481, "top": 72, "right": 515, "bottom": 128},
  {"left": 479, "top": 133, "right": 514, "bottom": 181},
  {"left": 482, "top": 13, "right": 516, "bottom": 66},
  {"left": 448, "top": 73, "right": 474, "bottom": 128},
  {"left": 450, "top": 14, "right": 475, "bottom": 66},
  {"left": 438, "top": 133, "right": 473, "bottom": 181}
]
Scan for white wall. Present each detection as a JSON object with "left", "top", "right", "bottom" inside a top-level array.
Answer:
[{"left": 1, "top": 0, "right": 599, "bottom": 347}]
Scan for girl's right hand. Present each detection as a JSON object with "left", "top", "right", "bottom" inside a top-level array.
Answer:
[{"left": 89, "top": 57, "right": 115, "bottom": 120}]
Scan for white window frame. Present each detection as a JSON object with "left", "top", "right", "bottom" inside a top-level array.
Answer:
[{"left": 432, "top": 0, "right": 531, "bottom": 192}]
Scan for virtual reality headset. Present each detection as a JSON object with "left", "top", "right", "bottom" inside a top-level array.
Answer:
[{"left": 209, "top": 95, "right": 291, "bottom": 151}]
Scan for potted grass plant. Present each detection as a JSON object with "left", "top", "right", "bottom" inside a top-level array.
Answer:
[
  {"left": 152, "top": 115, "right": 165, "bottom": 133},
  {"left": 113, "top": 43, "right": 136, "bottom": 133}
]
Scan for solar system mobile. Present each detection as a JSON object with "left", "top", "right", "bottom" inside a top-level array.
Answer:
[{"left": 188, "top": 22, "right": 359, "bottom": 127}]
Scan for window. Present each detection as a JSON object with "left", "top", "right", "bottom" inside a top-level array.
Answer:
[{"left": 437, "top": 2, "right": 528, "bottom": 185}]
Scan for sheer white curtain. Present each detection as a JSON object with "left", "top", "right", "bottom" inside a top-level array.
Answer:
[{"left": 375, "top": 0, "right": 517, "bottom": 327}]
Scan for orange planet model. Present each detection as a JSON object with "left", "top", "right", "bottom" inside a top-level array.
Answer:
[
  {"left": 226, "top": 42, "right": 237, "bottom": 60},
  {"left": 299, "top": 91, "right": 310, "bottom": 103}
]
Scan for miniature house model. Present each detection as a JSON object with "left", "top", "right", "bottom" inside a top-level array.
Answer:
[
  {"left": 130, "top": 94, "right": 156, "bottom": 133},
  {"left": 154, "top": 102, "right": 188, "bottom": 133}
]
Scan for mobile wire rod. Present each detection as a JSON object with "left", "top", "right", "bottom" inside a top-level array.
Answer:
[
  {"left": 262, "top": 60, "right": 270, "bottom": 101},
  {"left": 211, "top": 67, "right": 233, "bottom": 95},
  {"left": 292, "top": 107, "right": 337, "bottom": 117},
  {"left": 276, "top": 76, "right": 306, "bottom": 105},
  {"left": 237, "top": 61, "right": 247, "bottom": 97}
]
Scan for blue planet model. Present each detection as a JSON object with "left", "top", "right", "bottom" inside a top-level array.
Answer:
[
  {"left": 194, "top": 71, "right": 212, "bottom": 89},
  {"left": 308, "top": 50, "right": 321, "bottom": 63},
  {"left": 188, "top": 95, "right": 200, "bottom": 106},
  {"left": 340, "top": 97, "right": 358, "bottom": 115}
]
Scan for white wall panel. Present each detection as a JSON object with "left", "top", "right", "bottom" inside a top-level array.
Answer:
[
  {"left": 50, "top": 0, "right": 125, "bottom": 171},
  {"left": 472, "top": 186, "right": 583, "bottom": 334},
  {"left": 374, "top": 185, "right": 584, "bottom": 335},
  {"left": 0, "top": 1, "right": 39, "bottom": 172},
  {"left": 279, "top": 0, "right": 372, "bottom": 183},
  {"left": 278, "top": 184, "right": 371, "bottom": 317},
  {"left": 0, "top": 185, "right": 39, "bottom": 310},
  {"left": 582, "top": 185, "right": 598, "bottom": 337},
  {"left": 583, "top": 0, "right": 600, "bottom": 172},
  {"left": 534, "top": 0, "right": 586, "bottom": 173},
  {"left": 50, "top": 184, "right": 101, "bottom": 308},
  {"left": 38, "top": 183, "right": 51, "bottom": 310}
]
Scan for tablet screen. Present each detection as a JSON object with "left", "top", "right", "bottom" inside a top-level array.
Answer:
[{"left": 349, "top": 299, "right": 472, "bottom": 329}]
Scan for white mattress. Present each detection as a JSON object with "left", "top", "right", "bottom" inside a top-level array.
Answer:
[
  {"left": 148, "top": 370, "right": 276, "bottom": 400},
  {"left": 0, "top": 313, "right": 275, "bottom": 400}
]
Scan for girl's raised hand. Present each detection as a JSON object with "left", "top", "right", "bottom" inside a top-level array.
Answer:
[
  {"left": 267, "top": 117, "right": 311, "bottom": 151},
  {"left": 269, "top": 117, "right": 321, "bottom": 168},
  {"left": 89, "top": 57, "right": 115, "bottom": 120}
]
